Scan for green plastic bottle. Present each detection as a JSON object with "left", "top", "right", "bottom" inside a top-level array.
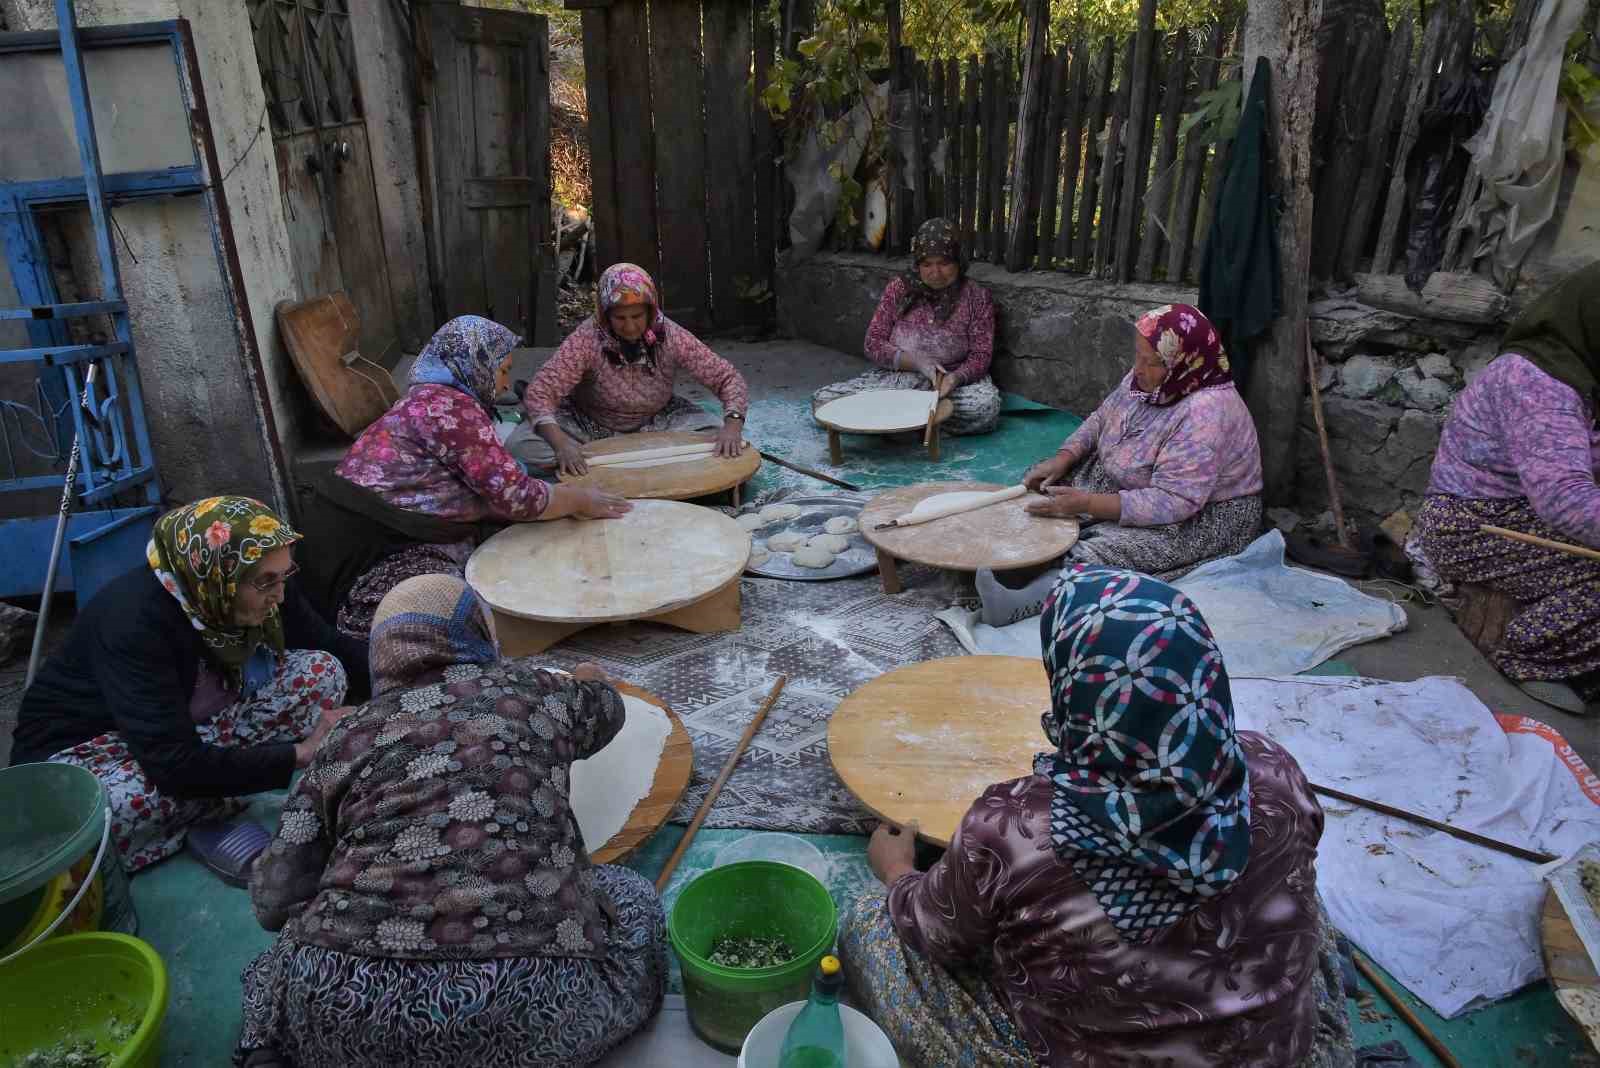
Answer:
[{"left": 778, "top": 954, "right": 847, "bottom": 1068}]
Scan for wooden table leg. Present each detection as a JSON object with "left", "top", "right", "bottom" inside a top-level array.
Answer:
[
  {"left": 876, "top": 549, "right": 902, "bottom": 594},
  {"left": 491, "top": 611, "right": 589, "bottom": 656},
  {"left": 828, "top": 429, "right": 843, "bottom": 466},
  {"left": 731, "top": 482, "right": 742, "bottom": 508},
  {"left": 928, "top": 422, "right": 942, "bottom": 462},
  {"left": 651, "top": 576, "right": 743, "bottom": 634}
]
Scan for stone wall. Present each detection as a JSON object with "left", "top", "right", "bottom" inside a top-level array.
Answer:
[{"left": 778, "top": 252, "right": 1194, "bottom": 420}]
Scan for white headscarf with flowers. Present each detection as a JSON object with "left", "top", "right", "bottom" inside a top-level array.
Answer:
[{"left": 146, "top": 496, "right": 302, "bottom": 689}]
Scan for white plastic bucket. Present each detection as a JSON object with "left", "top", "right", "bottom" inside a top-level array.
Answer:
[{"left": 736, "top": 1000, "right": 899, "bottom": 1068}]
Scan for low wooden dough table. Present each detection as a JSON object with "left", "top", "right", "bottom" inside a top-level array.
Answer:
[
  {"left": 813, "top": 394, "right": 955, "bottom": 463},
  {"left": 860, "top": 480, "right": 1080, "bottom": 594},
  {"left": 828, "top": 656, "right": 1050, "bottom": 845},
  {"left": 592, "top": 683, "right": 694, "bottom": 865},
  {"left": 561, "top": 430, "right": 761, "bottom": 505},
  {"left": 466, "top": 499, "right": 749, "bottom": 654}
]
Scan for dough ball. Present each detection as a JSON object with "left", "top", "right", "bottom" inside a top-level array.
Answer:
[
  {"left": 823, "top": 515, "right": 858, "bottom": 535},
  {"left": 737, "top": 513, "right": 767, "bottom": 531},
  {"left": 748, "top": 547, "right": 770, "bottom": 567},
  {"left": 759, "top": 503, "right": 803, "bottom": 523},
  {"left": 792, "top": 545, "right": 837, "bottom": 569},
  {"left": 767, "top": 530, "right": 807, "bottom": 552},
  {"left": 806, "top": 533, "right": 850, "bottom": 554}
]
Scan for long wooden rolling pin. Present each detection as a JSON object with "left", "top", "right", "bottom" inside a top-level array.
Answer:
[
  {"left": 1480, "top": 525, "right": 1600, "bottom": 563},
  {"left": 585, "top": 440, "right": 752, "bottom": 467},
  {"left": 874, "top": 484, "right": 1028, "bottom": 530}
]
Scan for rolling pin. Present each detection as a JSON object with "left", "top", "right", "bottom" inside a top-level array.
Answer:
[{"left": 873, "top": 484, "right": 1029, "bottom": 529}]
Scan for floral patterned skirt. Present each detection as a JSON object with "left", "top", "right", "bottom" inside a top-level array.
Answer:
[
  {"left": 45, "top": 650, "right": 347, "bottom": 872},
  {"left": 235, "top": 865, "right": 667, "bottom": 1067},
  {"left": 838, "top": 887, "right": 1355, "bottom": 1068},
  {"left": 811, "top": 368, "right": 1002, "bottom": 436},
  {"left": 1414, "top": 493, "right": 1600, "bottom": 698}
]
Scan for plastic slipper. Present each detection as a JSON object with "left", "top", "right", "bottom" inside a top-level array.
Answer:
[
  {"left": 186, "top": 820, "right": 272, "bottom": 888},
  {"left": 1285, "top": 531, "right": 1370, "bottom": 579},
  {"left": 1517, "top": 680, "right": 1588, "bottom": 716}
]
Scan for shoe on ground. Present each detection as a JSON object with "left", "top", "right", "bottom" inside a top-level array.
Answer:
[{"left": 1517, "top": 680, "right": 1588, "bottom": 715}]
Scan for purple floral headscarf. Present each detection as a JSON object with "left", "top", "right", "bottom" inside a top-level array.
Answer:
[
  {"left": 1134, "top": 303, "right": 1233, "bottom": 407},
  {"left": 408, "top": 315, "right": 521, "bottom": 414}
]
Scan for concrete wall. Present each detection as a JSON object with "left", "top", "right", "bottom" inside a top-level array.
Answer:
[{"left": 778, "top": 252, "right": 1194, "bottom": 420}]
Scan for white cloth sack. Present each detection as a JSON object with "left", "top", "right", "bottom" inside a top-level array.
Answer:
[
  {"left": 1233, "top": 675, "right": 1600, "bottom": 1018},
  {"left": 936, "top": 530, "right": 1407, "bottom": 677}
]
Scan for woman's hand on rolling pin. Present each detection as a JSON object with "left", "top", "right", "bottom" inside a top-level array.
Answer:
[
  {"left": 1023, "top": 452, "right": 1074, "bottom": 493},
  {"left": 571, "top": 487, "right": 632, "bottom": 520}
]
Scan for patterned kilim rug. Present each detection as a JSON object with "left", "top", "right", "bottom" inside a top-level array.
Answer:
[{"left": 533, "top": 564, "right": 970, "bottom": 835}]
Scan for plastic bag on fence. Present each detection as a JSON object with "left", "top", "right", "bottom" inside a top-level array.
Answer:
[
  {"left": 786, "top": 82, "right": 889, "bottom": 263},
  {"left": 1403, "top": 68, "right": 1490, "bottom": 293},
  {"left": 1454, "top": 0, "right": 1587, "bottom": 284}
]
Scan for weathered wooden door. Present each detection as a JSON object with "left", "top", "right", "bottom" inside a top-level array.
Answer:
[
  {"left": 247, "top": 0, "right": 400, "bottom": 362},
  {"left": 426, "top": 5, "right": 551, "bottom": 344}
]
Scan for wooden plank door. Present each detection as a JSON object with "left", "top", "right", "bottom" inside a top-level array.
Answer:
[
  {"left": 248, "top": 0, "right": 400, "bottom": 362},
  {"left": 427, "top": 5, "right": 552, "bottom": 343}
]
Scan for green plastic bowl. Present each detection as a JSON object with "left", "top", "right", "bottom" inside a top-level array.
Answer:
[
  {"left": 667, "top": 860, "right": 838, "bottom": 1053},
  {"left": 0, "top": 932, "right": 169, "bottom": 1068}
]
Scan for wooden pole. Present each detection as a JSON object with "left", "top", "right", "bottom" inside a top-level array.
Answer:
[
  {"left": 757, "top": 451, "right": 861, "bottom": 491},
  {"left": 1241, "top": 0, "right": 1322, "bottom": 503},
  {"left": 1310, "top": 782, "right": 1558, "bottom": 865},
  {"left": 655, "top": 676, "right": 789, "bottom": 892},
  {"left": 1304, "top": 325, "right": 1352, "bottom": 550},
  {"left": 1351, "top": 954, "right": 1464, "bottom": 1068},
  {"left": 1480, "top": 526, "right": 1600, "bottom": 564}
]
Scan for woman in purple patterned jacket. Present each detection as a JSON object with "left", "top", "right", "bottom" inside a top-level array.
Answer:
[
  {"left": 1413, "top": 262, "right": 1600, "bottom": 716},
  {"left": 838, "top": 565, "right": 1354, "bottom": 1068}
]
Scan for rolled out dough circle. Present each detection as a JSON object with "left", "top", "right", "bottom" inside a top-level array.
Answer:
[
  {"left": 806, "top": 533, "right": 850, "bottom": 553},
  {"left": 738, "top": 513, "right": 767, "bottom": 531},
  {"left": 760, "top": 503, "right": 803, "bottom": 523},
  {"left": 767, "top": 530, "right": 807, "bottom": 551},
  {"left": 792, "top": 545, "right": 837, "bottom": 568},
  {"left": 814, "top": 389, "right": 938, "bottom": 431},
  {"left": 570, "top": 693, "right": 672, "bottom": 854},
  {"left": 824, "top": 516, "right": 858, "bottom": 535}
]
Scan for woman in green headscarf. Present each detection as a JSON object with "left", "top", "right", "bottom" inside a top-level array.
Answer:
[
  {"left": 12, "top": 496, "right": 370, "bottom": 879},
  {"left": 1413, "top": 262, "right": 1600, "bottom": 715}
]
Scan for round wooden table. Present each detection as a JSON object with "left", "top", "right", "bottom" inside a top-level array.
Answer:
[
  {"left": 814, "top": 391, "right": 956, "bottom": 463},
  {"left": 1543, "top": 887, "right": 1600, "bottom": 1051},
  {"left": 466, "top": 499, "right": 750, "bottom": 654},
  {"left": 591, "top": 683, "right": 695, "bottom": 865},
  {"left": 859, "top": 480, "right": 1080, "bottom": 594},
  {"left": 562, "top": 430, "right": 761, "bottom": 505},
  {"left": 828, "top": 656, "right": 1050, "bottom": 845}
]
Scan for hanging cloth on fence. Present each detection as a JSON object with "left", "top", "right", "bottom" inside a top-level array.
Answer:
[{"left": 1198, "top": 57, "right": 1281, "bottom": 387}]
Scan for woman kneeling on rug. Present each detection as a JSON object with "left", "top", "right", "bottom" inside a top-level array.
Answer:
[
  {"left": 236, "top": 575, "right": 666, "bottom": 1068},
  {"left": 10, "top": 496, "right": 366, "bottom": 878},
  {"left": 301, "top": 314, "right": 629, "bottom": 640},
  {"left": 1413, "top": 262, "right": 1600, "bottom": 716},
  {"left": 977, "top": 302, "right": 1262, "bottom": 626},
  {"left": 812, "top": 217, "right": 1002, "bottom": 436},
  {"left": 505, "top": 262, "right": 750, "bottom": 475},
  {"left": 839, "top": 565, "right": 1353, "bottom": 1068}
]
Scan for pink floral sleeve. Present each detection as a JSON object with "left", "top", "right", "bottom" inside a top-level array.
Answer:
[
  {"left": 1118, "top": 415, "right": 1223, "bottom": 527},
  {"left": 670, "top": 332, "right": 750, "bottom": 417},
  {"left": 522, "top": 329, "right": 599, "bottom": 426},
  {"left": 863, "top": 280, "right": 907, "bottom": 368},
  {"left": 947, "top": 284, "right": 995, "bottom": 385},
  {"left": 427, "top": 389, "right": 550, "bottom": 520}
]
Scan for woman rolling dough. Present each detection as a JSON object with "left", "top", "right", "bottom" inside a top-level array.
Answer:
[{"left": 508, "top": 264, "right": 750, "bottom": 476}]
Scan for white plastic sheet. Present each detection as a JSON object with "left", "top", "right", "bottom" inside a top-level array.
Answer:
[
  {"left": 1231, "top": 675, "right": 1600, "bottom": 1018},
  {"left": 935, "top": 530, "right": 1407, "bottom": 677}
]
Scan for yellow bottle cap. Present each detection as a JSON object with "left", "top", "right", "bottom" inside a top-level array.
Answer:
[{"left": 820, "top": 954, "right": 841, "bottom": 976}]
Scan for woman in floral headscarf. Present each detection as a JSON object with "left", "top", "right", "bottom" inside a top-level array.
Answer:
[
  {"left": 12, "top": 497, "right": 367, "bottom": 876},
  {"left": 812, "top": 217, "right": 1002, "bottom": 435},
  {"left": 236, "top": 575, "right": 666, "bottom": 1068},
  {"left": 506, "top": 263, "right": 751, "bottom": 475},
  {"left": 977, "top": 302, "right": 1264, "bottom": 626},
  {"left": 838, "top": 565, "right": 1353, "bottom": 1068},
  {"left": 311, "top": 315, "right": 631, "bottom": 639}
]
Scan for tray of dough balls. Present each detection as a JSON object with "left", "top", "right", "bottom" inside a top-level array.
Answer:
[{"left": 735, "top": 494, "right": 876, "bottom": 581}]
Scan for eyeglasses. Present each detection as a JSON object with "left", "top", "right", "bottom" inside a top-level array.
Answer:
[{"left": 249, "top": 562, "right": 300, "bottom": 593}]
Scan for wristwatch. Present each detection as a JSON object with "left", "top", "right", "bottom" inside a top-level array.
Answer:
[{"left": 726, "top": 412, "right": 745, "bottom": 421}]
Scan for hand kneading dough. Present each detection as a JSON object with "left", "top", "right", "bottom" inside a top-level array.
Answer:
[
  {"left": 570, "top": 693, "right": 672, "bottom": 853},
  {"left": 767, "top": 530, "right": 807, "bottom": 551},
  {"left": 823, "top": 515, "right": 858, "bottom": 535},
  {"left": 738, "top": 513, "right": 767, "bottom": 531},
  {"left": 748, "top": 546, "right": 770, "bottom": 566},
  {"left": 806, "top": 533, "right": 850, "bottom": 553},
  {"left": 792, "top": 545, "right": 836, "bottom": 568},
  {"left": 759, "top": 503, "right": 803, "bottom": 523}
]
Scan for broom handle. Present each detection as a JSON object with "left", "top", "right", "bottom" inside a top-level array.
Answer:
[
  {"left": 1479, "top": 525, "right": 1600, "bottom": 564},
  {"left": 654, "top": 675, "right": 788, "bottom": 892}
]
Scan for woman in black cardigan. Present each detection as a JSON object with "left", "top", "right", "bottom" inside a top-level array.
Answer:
[{"left": 12, "top": 496, "right": 369, "bottom": 880}]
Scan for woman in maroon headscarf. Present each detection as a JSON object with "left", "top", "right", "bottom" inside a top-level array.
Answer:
[{"left": 978, "top": 303, "right": 1265, "bottom": 626}]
